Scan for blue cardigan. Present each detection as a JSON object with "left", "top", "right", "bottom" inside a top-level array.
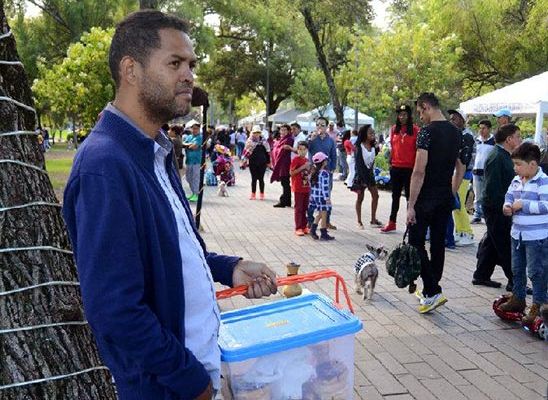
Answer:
[{"left": 62, "top": 110, "right": 240, "bottom": 400}]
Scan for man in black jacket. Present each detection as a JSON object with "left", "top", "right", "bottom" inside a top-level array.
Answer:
[{"left": 472, "top": 124, "right": 521, "bottom": 289}]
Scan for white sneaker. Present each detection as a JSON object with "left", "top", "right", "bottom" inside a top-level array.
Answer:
[
  {"left": 456, "top": 232, "right": 474, "bottom": 246},
  {"left": 419, "top": 293, "right": 448, "bottom": 313},
  {"left": 454, "top": 232, "right": 462, "bottom": 244}
]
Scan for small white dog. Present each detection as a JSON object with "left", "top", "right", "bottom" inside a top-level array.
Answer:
[
  {"left": 354, "top": 244, "right": 388, "bottom": 300},
  {"left": 217, "top": 181, "right": 229, "bottom": 197}
]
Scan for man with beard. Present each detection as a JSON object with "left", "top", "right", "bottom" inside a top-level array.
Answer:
[{"left": 62, "top": 11, "right": 277, "bottom": 400}]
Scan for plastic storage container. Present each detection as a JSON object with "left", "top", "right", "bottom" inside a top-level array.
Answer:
[{"left": 218, "top": 293, "right": 362, "bottom": 399}]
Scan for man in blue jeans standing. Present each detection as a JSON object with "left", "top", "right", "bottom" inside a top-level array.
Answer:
[{"left": 308, "top": 116, "right": 338, "bottom": 230}]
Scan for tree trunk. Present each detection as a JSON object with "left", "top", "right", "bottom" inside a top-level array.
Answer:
[
  {"left": 140, "top": 0, "right": 159, "bottom": 9},
  {"left": 300, "top": 7, "right": 345, "bottom": 125},
  {"left": 0, "top": 2, "right": 116, "bottom": 398}
]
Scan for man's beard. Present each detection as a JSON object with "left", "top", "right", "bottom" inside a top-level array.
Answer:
[{"left": 138, "top": 76, "right": 191, "bottom": 125}]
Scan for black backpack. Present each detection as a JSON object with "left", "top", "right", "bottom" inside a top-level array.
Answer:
[{"left": 386, "top": 227, "right": 421, "bottom": 290}]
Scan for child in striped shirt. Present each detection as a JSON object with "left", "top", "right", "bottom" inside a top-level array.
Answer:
[{"left": 500, "top": 142, "right": 548, "bottom": 325}]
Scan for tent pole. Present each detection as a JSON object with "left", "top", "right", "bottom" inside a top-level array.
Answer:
[{"left": 534, "top": 102, "right": 546, "bottom": 149}]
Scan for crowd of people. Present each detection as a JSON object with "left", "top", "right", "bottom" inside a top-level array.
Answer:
[
  {"left": 60, "top": 10, "right": 546, "bottom": 400},
  {"left": 165, "top": 95, "right": 547, "bottom": 320}
]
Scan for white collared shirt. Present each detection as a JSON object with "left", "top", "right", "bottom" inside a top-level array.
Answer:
[{"left": 152, "top": 139, "right": 221, "bottom": 390}]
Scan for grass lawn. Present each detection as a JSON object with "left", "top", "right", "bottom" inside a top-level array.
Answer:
[{"left": 45, "top": 143, "right": 76, "bottom": 200}]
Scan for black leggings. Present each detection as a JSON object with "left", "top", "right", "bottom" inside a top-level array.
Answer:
[
  {"left": 249, "top": 164, "right": 266, "bottom": 193},
  {"left": 389, "top": 167, "right": 412, "bottom": 222}
]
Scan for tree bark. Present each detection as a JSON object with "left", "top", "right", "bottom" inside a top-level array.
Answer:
[
  {"left": 0, "top": 2, "right": 116, "bottom": 398},
  {"left": 300, "top": 6, "right": 345, "bottom": 125}
]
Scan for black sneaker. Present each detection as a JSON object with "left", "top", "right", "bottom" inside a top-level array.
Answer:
[
  {"left": 273, "top": 203, "right": 286, "bottom": 208},
  {"left": 472, "top": 279, "right": 502, "bottom": 288}
]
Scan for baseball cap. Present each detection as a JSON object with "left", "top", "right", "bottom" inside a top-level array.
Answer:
[
  {"left": 493, "top": 108, "right": 512, "bottom": 118},
  {"left": 447, "top": 108, "right": 467, "bottom": 120},
  {"left": 185, "top": 119, "right": 200, "bottom": 129},
  {"left": 251, "top": 125, "right": 262, "bottom": 133},
  {"left": 312, "top": 152, "right": 328, "bottom": 163}
]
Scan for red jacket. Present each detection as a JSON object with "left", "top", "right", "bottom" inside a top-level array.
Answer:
[
  {"left": 390, "top": 124, "right": 419, "bottom": 169},
  {"left": 290, "top": 156, "right": 311, "bottom": 193}
]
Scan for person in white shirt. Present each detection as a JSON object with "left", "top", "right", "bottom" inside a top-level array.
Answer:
[
  {"left": 470, "top": 119, "right": 496, "bottom": 223},
  {"left": 290, "top": 122, "right": 308, "bottom": 159}
]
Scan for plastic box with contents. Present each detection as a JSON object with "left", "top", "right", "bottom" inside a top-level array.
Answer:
[{"left": 218, "top": 293, "right": 362, "bottom": 399}]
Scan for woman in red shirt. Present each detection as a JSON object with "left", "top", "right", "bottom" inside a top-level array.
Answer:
[{"left": 380, "top": 104, "right": 419, "bottom": 233}]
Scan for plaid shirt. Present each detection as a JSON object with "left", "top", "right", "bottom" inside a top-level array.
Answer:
[{"left": 310, "top": 169, "right": 331, "bottom": 210}]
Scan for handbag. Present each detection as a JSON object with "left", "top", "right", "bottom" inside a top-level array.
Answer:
[{"left": 386, "top": 226, "right": 422, "bottom": 290}]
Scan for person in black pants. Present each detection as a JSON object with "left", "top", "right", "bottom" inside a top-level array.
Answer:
[
  {"left": 407, "top": 93, "right": 465, "bottom": 314},
  {"left": 242, "top": 126, "right": 271, "bottom": 200},
  {"left": 472, "top": 124, "right": 522, "bottom": 290},
  {"left": 381, "top": 105, "right": 419, "bottom": 233}
]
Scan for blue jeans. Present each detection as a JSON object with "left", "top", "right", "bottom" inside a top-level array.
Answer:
[
  {"left": 511, "top": 237, "right": 548, "bottom": 304},
  {"left": 236, "top": 142, "right": 245, "bottom": 157},
  {"left": 472, "top": 174, "right": 485, "bottom": 219}
]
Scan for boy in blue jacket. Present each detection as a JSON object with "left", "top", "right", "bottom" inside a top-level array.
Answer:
[{"left": 62, "top": 10, "right": 277, "bottom": 400}]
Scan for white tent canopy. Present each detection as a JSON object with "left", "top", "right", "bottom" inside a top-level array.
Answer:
[
  {"left": 267, "top": 108, "right": 305, "bottom": 124},
  {"left": 296, "top": 104, "right": 375, "bottom": 129},
  {"left": 459, "top": 71, "right": 548, "bottom": 145},
  {"left": 238, "top": 110, "right": 266, "bottom": 126}
]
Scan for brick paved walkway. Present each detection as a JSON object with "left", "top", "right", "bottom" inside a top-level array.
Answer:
[{"left": 193, "top": 167, "right": 547, "bottom": 400}]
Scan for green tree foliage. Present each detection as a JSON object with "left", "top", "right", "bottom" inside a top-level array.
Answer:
[
  {"left": 197, "top": 0, "right": 315, "bottom": 117},
  {"left": 401, "top": 0, "right": 548, "bottom": 95},
  {"left": 290, "top": 67, "right": 330, "bottom": 112},
  {"left": 10, "top": 0, "right": 136, "bottom": 81},
  {"left": 343, "top": 23, "right": 463, "bottom": 123},
  {"left": 293, "top": 0, "right": 373, "bottom": 124},
  {"left": 234, "top": 93, "right": 264, "bottom": 120},
  {"left": 32, "top": 27, "right": 114, "bottom": 130}
]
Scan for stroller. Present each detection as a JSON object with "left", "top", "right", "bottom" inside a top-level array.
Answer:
[{"left": 213, "top": 145, "right": 235, "bottom": 186}]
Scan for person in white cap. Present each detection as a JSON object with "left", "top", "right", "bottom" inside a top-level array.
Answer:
[{"left": 182, "top": 119, "right": 202, "bottom": 201}]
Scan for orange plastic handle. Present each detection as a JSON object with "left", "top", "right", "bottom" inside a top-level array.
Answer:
[{"left": 216, "top": 269, "right": 355, "bottom": 314}]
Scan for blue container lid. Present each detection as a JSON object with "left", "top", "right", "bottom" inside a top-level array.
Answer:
[{"left": 219, "top": 293, "right": 362, "bottom": 362}]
